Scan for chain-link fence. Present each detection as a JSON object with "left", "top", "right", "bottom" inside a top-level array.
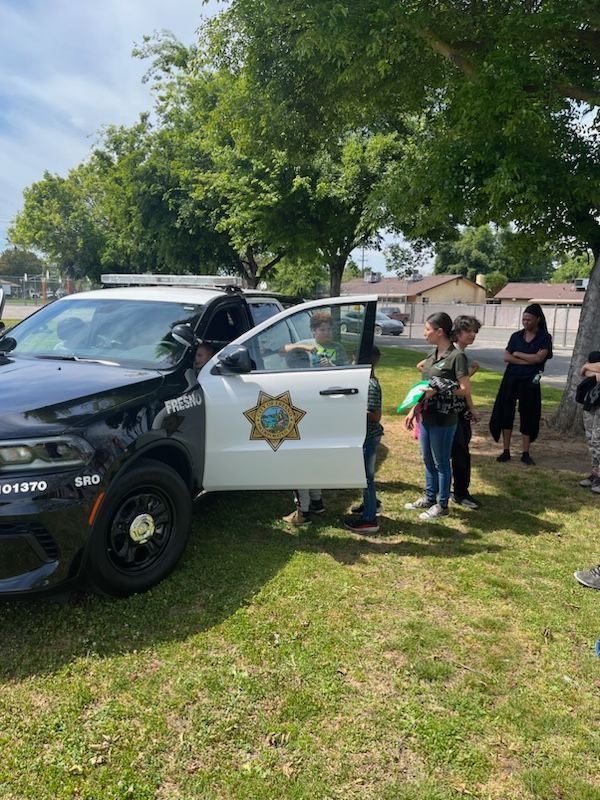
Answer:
[{"left": 398, "top": 302, "right": 580, "bottom": 348}]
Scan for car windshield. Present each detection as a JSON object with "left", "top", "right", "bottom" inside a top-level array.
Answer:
[
  {"left": 376, "top": 312, "right": 395, "bottom": 321},
  {"left": 3, "top": 298, "right": 204, "bottom": 369}
]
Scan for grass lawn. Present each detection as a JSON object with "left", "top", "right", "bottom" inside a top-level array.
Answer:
[{"left": 2, "top": 347, "right": 600, "bottom": 800}]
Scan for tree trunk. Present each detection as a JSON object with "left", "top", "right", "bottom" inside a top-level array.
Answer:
[
  {"left": 552, "top": 253, "right": 600, "bottom": 433},
  {"left": 329, "top": 259, "right": 347, "bottom": 297}
]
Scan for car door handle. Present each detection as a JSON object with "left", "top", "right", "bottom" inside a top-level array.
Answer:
[{"left": 319, "top": 387, "right": 359, "bottom": 396}]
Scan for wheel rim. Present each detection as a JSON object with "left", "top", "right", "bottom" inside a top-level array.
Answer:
[
  {"left": 374, "top": 325, "right": 382, "bottom": 335},
  {"left": 340, "top": 323, "right": 348, "bottom": 333},
  {"left": 107, "top": 489, "right": 175, "bottom": 575}
]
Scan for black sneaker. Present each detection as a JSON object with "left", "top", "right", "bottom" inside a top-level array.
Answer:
[
  {"left": 344, "top": 516, "right": 380, "bottom": 534},
  {"left": 496, "top": 450, "right": 511, "bottom": 462},
  {"left": 309, "top": 499, "right": 325, "bottom": 514},
  {"left": 452, "top": 494, "right": 479, "bottom": 509},
  {"left": 521, "top": 452, "right": 535, "bottom": 465},
  {"left": 351, "top": 499, "right": 382, "bottom": 515}
]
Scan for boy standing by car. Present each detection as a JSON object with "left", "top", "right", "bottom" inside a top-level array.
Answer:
[
  {"left": 344, "top": 346, "right": 384, "bottom": 534},
  {"left": 450, "top": 315, "right": 482, "bottom": 509},
  {"left": 283, "top": 312, "right": 349, "bottom": 526}
]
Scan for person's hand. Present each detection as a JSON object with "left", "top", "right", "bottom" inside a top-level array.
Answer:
[
  {"left": 404, "top": 411, "right": 415, "bottom": 431},
  {"left": 423, "top": 387, "right": 437, "bottom": 399},
  {"left": 470, "top": 410, "right": 480, "bottom": 424}
]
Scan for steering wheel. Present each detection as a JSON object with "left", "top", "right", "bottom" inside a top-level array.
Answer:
[{"left": 94, "top": 333, "right": 123, "bottom": 349}]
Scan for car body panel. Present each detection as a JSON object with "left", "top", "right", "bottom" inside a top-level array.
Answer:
[{"left": 0, "top": 285, "right": 375, "bottom": 596}]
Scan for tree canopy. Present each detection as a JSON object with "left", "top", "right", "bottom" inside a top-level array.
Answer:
[
  {"left": 220, "top": 0, "right": 600, "bottom": 428},
  {"left": 0, "top": 247, "right": 47, "bottom": 278},
  {"left": 434, "top": 225, "right": 553, "bottom": 284}
]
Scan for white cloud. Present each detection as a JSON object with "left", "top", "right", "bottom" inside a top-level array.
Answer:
[{"left": 0, "top": 0, "right": 225, "bottom": 244}]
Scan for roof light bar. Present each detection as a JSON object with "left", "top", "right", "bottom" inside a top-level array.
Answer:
[{"left": 101, "top": 273, "right": 243, "bottom": 288}]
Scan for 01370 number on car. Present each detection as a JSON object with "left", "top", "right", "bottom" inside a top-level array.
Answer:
[{"left": 0, "top": 480, "right": 48, "bottom": 494}]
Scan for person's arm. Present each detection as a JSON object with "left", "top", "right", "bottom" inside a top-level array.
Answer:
[
  {"left": 511, "top": 348, "right": 550, "bottom": 364},
  {"left": 416, "top": 358, "right": 426, "bottom": 371},
  {"left": 404, "top": 406, "right": 417, "bottom": 430},
  {"left": 457, "top": 374, "right": 480, "bottom": 422},
  {"left": 582, "top": 362, "right": 600, "bottom": 375},
  {"left": 280, "top": 341, "right": 314, "bottom": 354},
  {"left": 468, "top": 361, "right": 480, "bottom": 377},
  {"left": 503, "top": 349, "right": 523, "bottom": 364}
]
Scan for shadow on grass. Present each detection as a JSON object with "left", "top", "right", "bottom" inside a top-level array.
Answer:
[
  {"left": 0, "top": 488, "right": 503, "bottom": 682},
  {"left": 472, "top": 452, "right": 596, "bottom": 521}
]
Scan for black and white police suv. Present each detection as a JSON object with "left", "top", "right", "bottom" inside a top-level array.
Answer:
[{"left": 0, "top": 276, "right": 377, "bottom": 597}]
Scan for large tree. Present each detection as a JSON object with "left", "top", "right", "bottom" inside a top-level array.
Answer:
[
  {"left": 137, "top": 35, "right": 400, "bottom": 292},
  {"left": 434, "top": 225, "right": 553, "bottom": 283},
  {"left": 8, "top": 118, "right": 240, "bottom": 281},
  {"left": 222, "top": 0, "right": 600, "bottom": 429},
  {"left": 0, "top": 247, "right": 47, "bottom": 278}
]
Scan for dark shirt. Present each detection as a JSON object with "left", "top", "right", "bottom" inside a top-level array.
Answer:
[
  {"left": 366, "top": 376, "right": 384, "bottom": 440},
  {"left": 421, "top": 346, "right": 468, "bottom": 427},
  {"left": 505, "top": 329, "right": 553, "bottom": 379}
]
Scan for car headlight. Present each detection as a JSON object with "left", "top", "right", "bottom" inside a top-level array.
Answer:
[{"left": 0, "top": 436, "right": 94, "bottom": 473}]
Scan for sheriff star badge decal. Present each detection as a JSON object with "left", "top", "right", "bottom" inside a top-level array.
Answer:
[{"left": 243, "top": 390, "right": 306, "bottom": 451}]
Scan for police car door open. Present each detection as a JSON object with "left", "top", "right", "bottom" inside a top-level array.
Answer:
[{"left": 200, "top": 297, "right": 378, "bottom": 492}]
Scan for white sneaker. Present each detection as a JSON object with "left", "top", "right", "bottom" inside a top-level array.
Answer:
[
  {"left": 404, "top": 497, "right": 435, "bottom": 510},
  {"left": 419, "top": 503, "right": 449, "bottom": 520}
]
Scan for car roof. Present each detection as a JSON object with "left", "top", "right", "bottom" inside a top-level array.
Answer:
[{"left": 59, "top": 286, "right": 231, "bottom": 304}]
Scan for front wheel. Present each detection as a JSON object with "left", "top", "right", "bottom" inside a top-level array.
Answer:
[
  {"left": 340, "top": 323, "right": 348, "bottom": 334},
  {"left": 86, "top": 459, "right": 192, "bottom": 596},
  {"left": 374, "top": 324, "right": 383, "bottom": 336}
]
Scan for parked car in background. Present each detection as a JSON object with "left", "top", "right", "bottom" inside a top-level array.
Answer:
[
  {"left": 341, "top": 310, "right": 404, "bottom": 336},
  {"left": 379, "top": 306, "right": 410, "bottom": 324}
]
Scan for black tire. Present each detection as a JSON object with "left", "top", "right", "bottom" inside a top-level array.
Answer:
[
  {"left": 374, "top": 324, "right": 383, "bottom": 336},
  {"left": 86, "top": 459, "right": 192, "bottom": 596}
]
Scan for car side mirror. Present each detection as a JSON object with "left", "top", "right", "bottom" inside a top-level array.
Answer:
[
  {"left": 171, "top": 324, "right": 196, "bottom": 349},
  {"left": 0, "top": 336, "right": 17, "bottom": 353},
  {"left": 214, "top": 345, "right": 252, "bottom": 374}
]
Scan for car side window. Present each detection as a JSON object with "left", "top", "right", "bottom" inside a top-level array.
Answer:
[
  {"left": 244, "top": 303, "right": 368, "bottom": 372},
  {"left": 247, "top": 301, "right": 283, "bottom": 325},
  {"left": 203, "top": 305, "right": 246, "bottom": 349}
]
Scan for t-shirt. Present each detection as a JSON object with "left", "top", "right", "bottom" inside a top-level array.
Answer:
[
  {"left": 299, "top": 339, "right": 350, "bottom": 367},
  {"left": 366, "top": 375, "right": 384, "bottom": 441},
  {"left": 421, "top": 345, "right": 468, "bottom": 427},
  {"left": 505, "top": 329, "right": 553, "bottom": 379}
]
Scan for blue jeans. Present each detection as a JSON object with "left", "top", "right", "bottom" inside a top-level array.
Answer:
[
  {"left": 419, "top": 422, "right": 457, "bottom": 507},
  {"left": 361, "top": 435, "right": 381, "bottom": 521}
]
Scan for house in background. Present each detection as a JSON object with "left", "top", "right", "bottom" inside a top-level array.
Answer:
[
  {"left": 341, "top": 273, "right": 486, "bottom": 304},
  {"left": 491, "top": 281, "right": 587, "bottom": 307}
]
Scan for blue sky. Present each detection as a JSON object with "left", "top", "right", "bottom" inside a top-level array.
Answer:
[
  {"left": 0, "top": 0, "right": 392, "bottom": 273},
  {"left": 0, "top": 0, "right": 222, "bottom": 246}
]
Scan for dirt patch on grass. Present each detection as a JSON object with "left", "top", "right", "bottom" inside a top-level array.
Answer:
[
  {"left": 470, "top": 411, "right": 588, "bottom": 474},
  {"left": 384, "top": 412, "right": 589, "bottom": 476}
]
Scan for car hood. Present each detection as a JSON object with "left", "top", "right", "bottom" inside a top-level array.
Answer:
[{"left": 0, "top": 355, "right": 163, "bottom": 435}]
